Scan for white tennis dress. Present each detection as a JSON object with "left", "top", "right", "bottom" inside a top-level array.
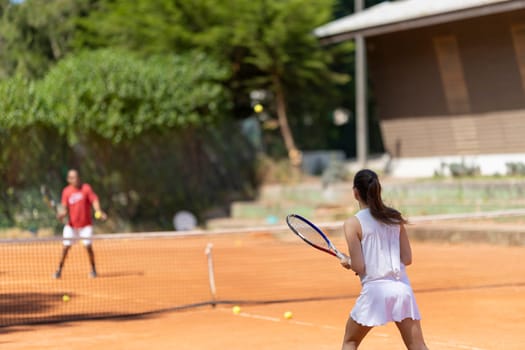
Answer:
[{"left": 350, "top": 208, "right": 421, "bottom": 327}]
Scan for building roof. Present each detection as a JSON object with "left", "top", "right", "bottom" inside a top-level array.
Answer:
[{"left": 315, "top": 0, "right": 525, "bottom": 42}]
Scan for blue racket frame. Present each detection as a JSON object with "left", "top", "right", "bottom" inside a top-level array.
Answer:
[{"left": 286, "top": 213, "right": 345, "bottom": 260}]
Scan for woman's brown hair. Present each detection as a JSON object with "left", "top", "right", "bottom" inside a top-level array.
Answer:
[{"left": 353, "top": 169, "right": 407, "bottom": 225}]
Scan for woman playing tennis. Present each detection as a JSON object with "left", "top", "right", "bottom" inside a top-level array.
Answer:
[{"left": 340, "top": 169, "right": 428, "bottom": 350}]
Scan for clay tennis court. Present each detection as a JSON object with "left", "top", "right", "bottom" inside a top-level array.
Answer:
[{"left": 1, "top": 228, "right": 524, "bottom": 349}]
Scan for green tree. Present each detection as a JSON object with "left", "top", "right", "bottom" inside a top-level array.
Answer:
[
  {"left": 0, "top": 76, "right": 65, "bottom": 228},
  {"left": 0, "top": 0, "right": 97, "bottom": 79},
  {"left": 75, "top": 0, "right": 351, "bottom": 163},
  {"left": 74, "top": 0, "right": 232, "bottom": 56},
  {"left": 231, "top": 0, "right": 349, "bottom": 164}
]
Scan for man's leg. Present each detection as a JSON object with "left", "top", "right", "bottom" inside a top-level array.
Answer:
[
  {"left": 54, "top": 226, "right": 74, "bottom": 279},
  {"left": 85, "top": 245, "right": 97, "bottom": 278},
  {"left": 80, "top": 226, "right": 97, "bottom": 278},
  {"left": 54, "top": 246, "right": 71, "bottom": 278}
]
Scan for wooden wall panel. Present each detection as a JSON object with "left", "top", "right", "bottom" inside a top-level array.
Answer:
[
  {"left": 433, "top": 35, "right": 471, "bottom": 114},
  {"left": 381, "top": 110, "right": 525, "bottom": 157}
]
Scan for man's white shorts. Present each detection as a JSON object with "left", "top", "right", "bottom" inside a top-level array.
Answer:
[{"left": 63, "top": 225, "right": 93, "bottom": 246}]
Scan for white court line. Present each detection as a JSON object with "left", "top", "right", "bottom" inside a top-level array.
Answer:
[
  {"left": 222, "top": 309, "right": 487, "bottom": 350},
  {"left": 238, "top": 312, "right": 280, "bottom": 322},
  {"left": 222, "top": 309, "right": 389, "bottom": 339}
]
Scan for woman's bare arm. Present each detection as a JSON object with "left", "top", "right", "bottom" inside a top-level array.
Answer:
[
  {"left": 399, "top": 224, "right": 412, "bottom": 266},
  {"left": 342, "top": 217, "right": 365, "bottom": 275}
]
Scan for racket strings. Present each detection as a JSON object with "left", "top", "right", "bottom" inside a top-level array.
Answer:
[{"left": 288, "top": 216, "right": 330, "bottom": 250}]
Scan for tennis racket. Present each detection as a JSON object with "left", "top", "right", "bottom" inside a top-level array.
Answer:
[
  {"left": 40, "top": 185, "right": 65, "bottom": 222},
  {"left": 286, "top": 213, "right": 348, "bottom": 261},
  {"left": 40, "top": 185, "right": 58, "bottom": 213}
]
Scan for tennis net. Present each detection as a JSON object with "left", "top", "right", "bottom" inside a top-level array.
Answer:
[{"left": 0, "top": 225, "right": 356, "bottom": 327}]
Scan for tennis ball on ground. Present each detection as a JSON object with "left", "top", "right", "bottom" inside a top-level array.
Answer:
[
  {"left": 253, "top": 103, "right": 263, "bottom": 113},
  {"left": 232, "top": 305, "right": 241, "bottom": 315},
  {"left": 283, "top": 311, "right": 293, "bottom": 320},
  {"left": 62, "top": 294, "right": 70, "bottom": 302}
]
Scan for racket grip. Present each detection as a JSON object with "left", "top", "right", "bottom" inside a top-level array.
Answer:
[
  {"left": 337, "top": 252, "right": 352, "bottom": 266},
  {"left": 336, "top": 251, "right": 346, "bottom": 260},
  {"left": 337, "top": 252, "right": 358, "bottom": 276}
]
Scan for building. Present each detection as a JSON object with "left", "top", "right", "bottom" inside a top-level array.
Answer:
[{"left": 315, "top": 0, "right": 525, "bottom": 177}]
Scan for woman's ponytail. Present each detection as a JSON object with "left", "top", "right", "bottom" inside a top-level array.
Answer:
[
  {"left": 367, "top": 177, "right": 384, "bottom": 214},
  {"left": 354, "top": 169, "right": 407, "bottom": 225}
]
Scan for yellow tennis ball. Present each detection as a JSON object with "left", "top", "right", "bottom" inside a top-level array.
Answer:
[
  {"left": 62, "top": 294, "right": 70, "bottom": 302},
  {"left": 232, "top": 305, "right": 241, "bottom": 315},
  {"left": 94, "top": 211, "right": 102, "bottom": 219},
  {"left": 283, "top": 311, "right": 293, "bottom": 320},
  {"left": 254, "top": 104, "right": 263, "bottom": 113}
]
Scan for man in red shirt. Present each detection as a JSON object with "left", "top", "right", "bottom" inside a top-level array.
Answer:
[{"left": 53, "top": 169, "right": 107, "bottom": 279}]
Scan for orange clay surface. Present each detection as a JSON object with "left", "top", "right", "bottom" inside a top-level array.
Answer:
[{"left": 1, "top": 237, "right": 524, "bottom": 350}]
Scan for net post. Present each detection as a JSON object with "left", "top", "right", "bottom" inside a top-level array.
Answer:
[{"left": 204, "top": 242, "right": 217, "bottom": 307}]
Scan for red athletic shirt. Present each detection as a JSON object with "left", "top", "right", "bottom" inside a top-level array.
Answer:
[{"left": 61, "top": 184, "right": 98, "bottom": 228}]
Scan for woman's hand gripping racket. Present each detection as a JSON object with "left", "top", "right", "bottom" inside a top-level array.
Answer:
[{"left": 286, "top": 214, "right": 352, "bottom": 267}]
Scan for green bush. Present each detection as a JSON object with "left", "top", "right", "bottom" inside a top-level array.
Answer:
[
  {"left": 506, "top": 162, "right": 525, "bottom": 176},
  {"left": 447, "top": 161, "right": 480, "bottom": 178},
  {"left": 0, "top": 50, "right": 257, "bottom": 232},
  {"left": 38, "top": 49, "right": 230, "bottom": 143}
]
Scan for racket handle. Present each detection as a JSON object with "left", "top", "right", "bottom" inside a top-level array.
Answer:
[
  {"left": 336, "top": 251, "right": 349, "bottom": 262},
  {"left": 337, "top": 252, "right": 358, "bottom": 276}
]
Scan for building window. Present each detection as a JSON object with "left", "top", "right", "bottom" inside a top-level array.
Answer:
[{"left": 433, "top": 35, "right": 471, "bottom": 114}]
